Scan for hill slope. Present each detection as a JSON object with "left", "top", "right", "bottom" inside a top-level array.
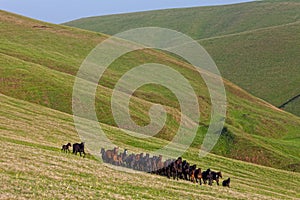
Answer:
[
  {"left": 64, "top": 1, "right": 300, "bottom": 116},
  {"left": 1, "top": 9, "right": 300, "bottom": 174},
  {"left": 1, "top": 93, "right": 300, "bottom": 199}
]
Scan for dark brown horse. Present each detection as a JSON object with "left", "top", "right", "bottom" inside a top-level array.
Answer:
[
  {"left": 105, "top": 147, "right": 119, "bottom": 164},
  {"left": 189, "top": 164, "right": 197, "bottom": 183},
  {"left": 202, "top": 168, "right": 213, "bottom": 185},
  {"left": 61, "top": 143, "right": 71, "bottom": 153},
  {"left": 172, "top": 157, "right": 183, "bottom": 180},
  {"left": 211, "top": 171, "right": 223, "bottom": 185},
  {"left": 194, "top": 168, "right": 202, "bottom": 185},
  {"left": 73, "top": 142, "right": 85, "bottom": 157}
]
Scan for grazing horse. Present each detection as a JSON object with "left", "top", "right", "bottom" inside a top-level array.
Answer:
[
  {"left": 194, "top": 168, "right": 202, "bottom": 185},
  {"left": 222, "top": 178, "right": 230, "bottom": 187},
  {"left": 73, "top": 142, "right": 85, "bottom": 157},
  {"left": 61, "top": 143, "right": 71, "bottom": 153}
]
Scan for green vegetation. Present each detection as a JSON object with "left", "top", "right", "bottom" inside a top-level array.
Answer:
[
  {"left": 1, "top": 10, "right": 300, "bottom": 173},
  {"left": 64, "top": 0, "right": 300, "bottom": 116},
  {"left": 1, "top": 7, "right": 300, "bottom": 198},
  {"left": 1, "top": 93, "right": 300, "bottom": 199}
]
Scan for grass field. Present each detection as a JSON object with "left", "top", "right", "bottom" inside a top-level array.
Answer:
[
  {"left": 64, "top": 0, "right": 300, "bottom": 116},
  {"left": 1, "top": 93, "right": 300, "bottom": 199}
]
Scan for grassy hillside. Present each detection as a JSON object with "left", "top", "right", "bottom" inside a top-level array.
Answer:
[
  {"left": 64, "top": 1, "right": 300, "bottom": 116},
  {"left": 1, "top": 93, "right": 300, "bottom": 199},
  {"left": 1, "top": 9, "right": 300, "bottom": 175}
]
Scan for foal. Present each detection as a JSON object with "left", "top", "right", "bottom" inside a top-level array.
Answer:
[
  {"left": 61, "top": 143, "right": 71, "bottom": 153},
  {"left": 222, "top": 178, "right": 231, "bottom": 187}
]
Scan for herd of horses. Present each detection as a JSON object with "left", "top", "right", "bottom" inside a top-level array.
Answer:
[{"left": 62, "top": 143, "right": 230, "bottom": 187}]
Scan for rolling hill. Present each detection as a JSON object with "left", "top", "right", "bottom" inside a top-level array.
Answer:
[
  {"left": 64, "top": 0, "right": 300, "bottom": 116},
  {"left": 1, "top": 9, "right": 300, "bottom": 198}
]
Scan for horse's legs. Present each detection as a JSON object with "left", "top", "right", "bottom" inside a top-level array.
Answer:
[
  {"left": 173, "top": 170, "right": 176, "bottom": 180},
  {"left": 209, "top": 178, "right": 213, "bottom": 186}
]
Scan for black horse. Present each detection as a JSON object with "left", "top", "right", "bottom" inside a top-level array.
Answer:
[
  {"left": 61, "top": 143, "right": 71, "bottom": 153},
  {"left": 182, "top": 161, "right": 190, "bottom": 180},
  {"left": 222, "top": 178, "right": 230, "bottom": 187},
  {"left": 73, "top": 142, "right": 85, "bottom": 157},
  {"left": 171, "top": 157, "right": 183, "bottom": 180},
  {"left": 202, "top": 168, "right": 213, "bottom": 186},
  {"left": 211, "top": 171, "right": 223, "bottom": 185}
]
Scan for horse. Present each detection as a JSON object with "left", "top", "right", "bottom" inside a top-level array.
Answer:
[
  {"left": 194, "top": 168, "right": 202, "bottom": 185},
  {"left": 105, "top": 147, "right": 119, "bottom": 164},
  {"left": 61, "top": 143, "right": 71, "bottom": 153},
  {"left": 100, "top": 148, "right": 106, "bottom": 162},
  {"left": 182, "top": 161, "right": 191, "bottom": 180},
  {"left": 133, "top": 153, "right": 141, "bottom": 170},
  {"left": 121, "top": 149, "right": 128, "bottom": 162},
  {"left": 137, "top": 153, "right": 144, "bottom": 171},
  {"left": 222, "top": 178, "right": 230, "bottom": 187},
  {"left": 156, "top": 155, "right": 164, "bottom": 174},
  {"left": 211, "top": 171, "right": 223, "bottom": 185},
  {"left": 172, "top": 157, "right": 183, "bottom": 180},
  {"left": 73, "top": 142, "right": 85, "bottom": 157},
  {"left": 164, "top": 159, "right": 174, "bottom": 178},
  {"left": 188, "top": 164, "right": 197, "bottom": 182},
  {"left": 202, "top": 168, "right": 213, "bottom": 185},
  {"left": 150, "top": 156, "right": 158, "bottom": 173},
  {"left": 124, "top": 153, "right": 134, "bottom": 168},
  {"left": 115, "top": 153, "right": 123, "bottom": 166},
  {"left": 140, "top": 153, "right": 151, "bottom": 172}
]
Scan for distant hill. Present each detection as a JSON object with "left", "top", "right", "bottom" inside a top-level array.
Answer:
[{"left": 64, "top": 1, "right": 300, "bottom": 116}]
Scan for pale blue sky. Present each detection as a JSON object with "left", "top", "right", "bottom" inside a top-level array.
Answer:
[{"left": 0, "top": 0, "right": 255, "bottom": 24}]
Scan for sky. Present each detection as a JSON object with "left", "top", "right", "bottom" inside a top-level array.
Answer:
[{"left": 0, "top": 0, "right": 255, "bottom": 24}]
